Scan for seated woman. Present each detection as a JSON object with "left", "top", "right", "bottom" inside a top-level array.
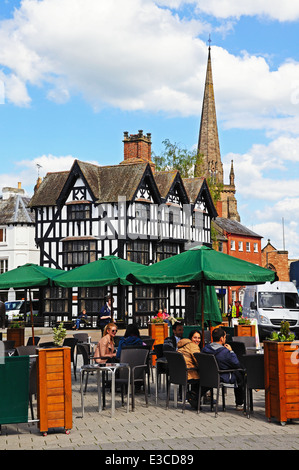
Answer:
[
  {"left": 94, "top": 322, "right": 117, "bottom": 363},
  {"left": 177, "top": 329, "right": 201, "bottom": 409},
  {"left": 73, "top": 308, "right": 88, "bottom": 330},
  {"left": 116, "top": 323, "right": 145, "bottom": 360}
]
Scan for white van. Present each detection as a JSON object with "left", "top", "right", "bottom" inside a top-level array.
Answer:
[
  {"left": 5, "top": 300, "right": 40, "bottom": 321},
  {"left": 242, "top": 281, "right": 299, "bottom": 340}
]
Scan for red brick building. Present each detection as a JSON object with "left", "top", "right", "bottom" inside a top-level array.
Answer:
[
  {"left": 213, "top": 217, "right": 262, "bottom": 306},
  {"left": 261, "top": 239, "right": 289, "bottom": 282}
]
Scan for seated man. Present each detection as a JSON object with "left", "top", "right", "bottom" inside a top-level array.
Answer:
[
  {"left": 202, "top": 327, "right": 245, "bottom": 410},
  {"left": 163, "top": 322, "right": 184, "bottom": 351}
]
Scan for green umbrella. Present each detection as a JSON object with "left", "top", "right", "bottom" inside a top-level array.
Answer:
[
  {"left": 53, "top": 255, "right": 144, "bottom": 317},
  {"left": 54, "top": 255, "right": 143, "bottom": 288},
  {"left": 0, "top": 263, "right": 63, "bottom": 345},
  {"left": 127, "top": 245, "right": 277, "bottom": 337},
  {"left": 127, "top": 245, "right": 277, "bottom": 286},
  {"left": 196, "top": 285, "right": 222, "bottom": 326}
]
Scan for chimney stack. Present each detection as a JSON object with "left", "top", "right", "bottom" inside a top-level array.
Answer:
[{"left": 123, "top": 130, "right": 152, "bottom": 163}]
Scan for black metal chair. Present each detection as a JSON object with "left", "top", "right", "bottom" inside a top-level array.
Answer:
[
  {"left": 153, "top": 344, "right": 168, "bottom": 404},
  {"left": 227, "top": 341, "right": 247, "bottom": 365},
  {"left": 16, "top": 345, "right": 38, "bottom": 357},
  {"left": 116, "top": 348, "right": 149, "bottom": 411},
  {"left": 242, "top": 354, "right": 265, "bottom": 418},
  {"left": 164, "top": 351, "right": 199, "bottom": 413},
  {"left": 38, "top": 342, "right": 54, "bottom": 348},
  {"left": 194, "top": 352, "right": 245, "bottom": 417},
  {"left": 77, "top": 343, "right": 95, "bottom": 393},
  {"left": 3, "top": 340, "right": 15, "bottom": 356},
  {"left": 73, "top": 332, "right": 89, "bottom": 343},
  {"left": 26, "top": 336, "right": 40, "bottom": 346},
  {"left": 63, "top": 337, "right": 79, "bottom": 379},
  {"left": 232, "top": 336, "right": 256, "bottom": 351},
  {"left": 74, "top": 333, "right": 90, "bottom": 371}
]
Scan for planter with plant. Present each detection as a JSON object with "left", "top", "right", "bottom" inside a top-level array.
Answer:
[
  {"left": 37, "top": 322, "right": 72, "bottom": 435},
  {"left": 234, "top": 317, "right": 256, "bottom": 337},
  {"left": 264, "top": 321, "right": 299, "bottom": 425},
  {"left": 52, "top": 322, "right": 67, "bottom": 347}
]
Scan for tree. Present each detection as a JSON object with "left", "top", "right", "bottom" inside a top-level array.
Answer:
[{"left": 152, "top": 139, "right": 198, "bottom": 178}]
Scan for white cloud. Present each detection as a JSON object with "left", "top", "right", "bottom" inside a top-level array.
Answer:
[
  {"left": 252, "top": 220, "right": 299, "bottom": 259},
  {"left": 222, "top": 135, "right": 299, "bottom": 258},
  {"left": 157, "top": 0, "right": 299, "bottom": 21},
  {"left": 0, "top": 154, "right": 98, "bottom": 197},
  {"left": 0, "top": 0, "right": 298, "bottom": 137}
]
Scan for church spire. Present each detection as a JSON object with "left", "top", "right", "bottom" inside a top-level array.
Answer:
[{"left": 195, "top": 45, "right": 223, "bottom": 184}]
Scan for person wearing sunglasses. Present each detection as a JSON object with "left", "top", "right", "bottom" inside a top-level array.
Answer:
[{"left": 94, "top": 322, "right": 117, "bottom": 363}]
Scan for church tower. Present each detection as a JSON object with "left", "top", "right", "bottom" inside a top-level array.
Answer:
[{"left": 195, "top": 45, "right": 240, "bottom": 222}]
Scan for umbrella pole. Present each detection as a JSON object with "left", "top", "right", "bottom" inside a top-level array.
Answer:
[
  {"left": 110, "top": 286, "right": 113, "bottom": 319},
  {"left": 29, "top": 289, "right": 35, "bottom": 346}
]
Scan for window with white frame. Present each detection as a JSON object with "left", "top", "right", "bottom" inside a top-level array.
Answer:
[
  {"left": 254, "top": 243, "right": 258, "bottom": 253},
  {"left": 246, "top": 242, "right": 250, "bottom": 252},
  {"left": 0, "top": 259, "right": 8, "bottom": 274},
  {"left": 0, "top": 228, "right": 7, "bottom": 243},
  {"left": 230, "top": 240, "right": 236, "bottom": 251},
  {"left": 238, "top": 241, "right": 243, "bottom": 251}
]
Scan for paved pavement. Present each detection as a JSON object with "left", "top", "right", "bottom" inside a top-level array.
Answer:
[{"left": 1, "top": 328, "right": 299, "bottom": 452}]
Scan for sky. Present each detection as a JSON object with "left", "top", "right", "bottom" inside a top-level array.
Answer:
[{"left": 0, "top": 0, "right": 299, "bottom": 259}]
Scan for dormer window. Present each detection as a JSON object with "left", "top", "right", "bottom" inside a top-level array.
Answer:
[{"left": 67, "top": 202, "right": 91, "bottom": 220}]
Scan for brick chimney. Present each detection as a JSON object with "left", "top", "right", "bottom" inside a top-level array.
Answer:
[{"left": 123, "top": 130, "right": 152, "bottom": 163}]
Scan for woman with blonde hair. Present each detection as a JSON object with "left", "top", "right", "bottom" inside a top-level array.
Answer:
[{"left": 94, "top": 322, "right": 117, "bottom": 363}]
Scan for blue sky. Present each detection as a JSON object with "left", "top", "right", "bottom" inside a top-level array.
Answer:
[{"left": 0, "top": 0, "right": 299, "bottom": 258}]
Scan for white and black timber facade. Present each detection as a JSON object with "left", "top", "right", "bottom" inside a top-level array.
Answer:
[{"left": 28, "top": 131, "right": 218, "bottom": 326}]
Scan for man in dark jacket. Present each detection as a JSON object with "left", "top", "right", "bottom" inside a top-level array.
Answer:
[
  {"left": 163, "top": 322, "right": 184, "bottom": 351},
  {"left": 202, "top": 327, "right": 245, "bottom": 410}
]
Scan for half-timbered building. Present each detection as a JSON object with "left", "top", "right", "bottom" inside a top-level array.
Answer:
[{"left": 28, "top": 131, "right": 217, "bottom": 326}]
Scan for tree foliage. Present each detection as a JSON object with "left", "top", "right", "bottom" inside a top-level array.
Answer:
[{"left": 153, "top": 139, "right": 198, "bottom": 178}]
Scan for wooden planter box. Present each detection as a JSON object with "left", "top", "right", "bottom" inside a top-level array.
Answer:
[
  {"left": 6, "top": 328, "right": 25, "bottom": 347},
  {"left": 37, "top": 347, "right": 72, "bottom": 435},
  {"left": 234, "top": 324, "right": 255, "bottom": 337},
  {"left": 264, "top": 340, "right": 299, "bottom": 425},
  {"left": 148, "top": 322, "right": 169, "bottom": 366},
  {"left": 148, "top": 322, "right": 169, "bottom": 344}
]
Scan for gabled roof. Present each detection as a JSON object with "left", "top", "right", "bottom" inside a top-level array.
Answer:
[
  {"left": 29, "top": 159, "right": 161, "bottom": 207},
  {"left": 154, "top": 170, "right": 189, "bottom": 204},
  {"left": 28, "top": 171, "right": 69, "bottom": 207},
  {"left": 183, "top": 177, "right": 218, "bottom": 218},
  {"left": 215, "top": 217, "right": 262, "bottom": 238},
  {"left": 0, "top": 195, "right": 34, "bottom": 224}
]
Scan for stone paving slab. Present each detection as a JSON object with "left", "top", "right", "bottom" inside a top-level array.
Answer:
[
  {"left": 1, "top": 328, "right": 299, "bottom": 453},
  {"left": 1, "top": 357, "right": 299, "bottom": 452}
]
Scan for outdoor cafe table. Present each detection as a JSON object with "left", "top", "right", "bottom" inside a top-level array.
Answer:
[{"left": 80, "top": 362, "right": 130, "bottom": 418}]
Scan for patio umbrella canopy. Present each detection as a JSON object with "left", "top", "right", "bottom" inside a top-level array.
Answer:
[
  {"left": 127, "top": 245, "right": 277, "bottom": 286},
  {"left": 0, "top": 263, "right": 63, "bottom": 345},
  {"left": 53, "top": 255, "right": 144, "bottom": 288},
  {"left": 127, "top": 245, "right": 277, "bottom": 335},
  {"left": 0, "top": 263, "right": 62, "bottom": 289}
]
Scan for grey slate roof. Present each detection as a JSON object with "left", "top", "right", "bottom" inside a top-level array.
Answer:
[
  {"left": 215, "top": 217, "right": 262, "bottom": 238},
  {"left": 0, "top": 195, "right": 34, "bottom": 224}
]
